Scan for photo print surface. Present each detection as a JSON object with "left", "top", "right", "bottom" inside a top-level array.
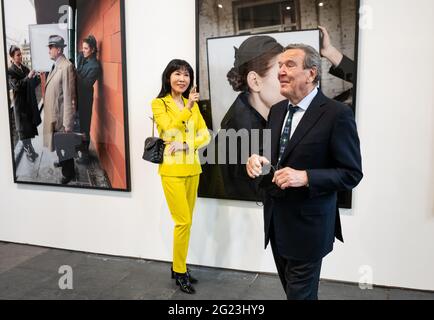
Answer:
[
  {"left": 2, "top": 0, "right": 131, "bottom": 191},
  {"left": 196, "top": 0, "right": 360, "bottom": 208}
]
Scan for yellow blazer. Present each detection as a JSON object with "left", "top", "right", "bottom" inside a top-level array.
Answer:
[{"left": 151, "top": 94, "right": 211, "bottom": 177}]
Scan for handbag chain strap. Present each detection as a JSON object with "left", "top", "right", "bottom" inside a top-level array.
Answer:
[{"left": 150, "top": 99, "right": 168, "bottom": 138}]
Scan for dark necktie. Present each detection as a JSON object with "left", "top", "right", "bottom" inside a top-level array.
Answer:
[
  {"left": 50, "top": 64, "right": 55, "bottom": 74},
  {"left": 278, "top": 104, "right": 300, "bottom": 163}
]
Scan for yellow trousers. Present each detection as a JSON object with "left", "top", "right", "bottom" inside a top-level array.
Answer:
[{"left": 161, "top": 175, "right": 200, "bottom": 274}]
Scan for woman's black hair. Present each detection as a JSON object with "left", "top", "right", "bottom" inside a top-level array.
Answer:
[
  {"left": 157, "top": 59, "right": 194, "bottom": 99},
  {"left": 9, "top": 45, "right": 21, "bottom": 58},
  {"left": 83, "top": 35, "right": 98, "bottom": 55}
]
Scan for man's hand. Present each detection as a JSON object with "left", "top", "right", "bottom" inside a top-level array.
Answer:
[
  {"left": 28, "top": 70, "right": 36, "bottom": 79},
  {"left": 272, "top": 167, "right": 309, "bottom": 189},
  {"left": 246, "top": 154, "right": 270, "bottom": 179},
  {"left": 59, "top": 126, "right": 72, "bottom": 133}
]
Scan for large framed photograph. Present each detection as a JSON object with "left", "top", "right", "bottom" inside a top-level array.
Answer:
[
  {"left": 2, "top": 0, "right": 131, "bottom": 191},
  {"left": 196, "top": 0, "right": 360, "bottom": 208}
]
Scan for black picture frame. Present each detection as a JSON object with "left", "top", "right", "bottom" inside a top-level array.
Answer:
[
  {"left": 1, "top": 0, "right": 131, "bottom": 192},
  {"left": 195, "top": 0, "right": 361, "bottom": 209}
]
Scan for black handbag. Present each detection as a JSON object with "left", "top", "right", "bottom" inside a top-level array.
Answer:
[{"left": 142, "top": 116, "right": 165, "bottom": 164}]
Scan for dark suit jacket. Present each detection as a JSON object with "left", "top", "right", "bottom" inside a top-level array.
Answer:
[
  {"left": 76, "top": 53, "right": 101, "bottom": 135},
  {"left": 219, "top": 92, "right": 266, "bottom": 201},
  {"left": 8, "top": 64, "right": 41, "bottom": 140},
  {"left": 260, "top": 90, "right": 363, "bottom": 262},
  {"left": 199, "top": 93, "right": 266, "bottom": 202},
  {"left": 330, "top": 55, "right": 354, "bottom": 84}
]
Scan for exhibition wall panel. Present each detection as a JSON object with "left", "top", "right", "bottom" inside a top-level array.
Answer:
[{"left": 0, "top": 0, "right": 433, "bottom": 291}]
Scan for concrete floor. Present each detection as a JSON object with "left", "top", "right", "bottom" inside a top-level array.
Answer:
[{"left": 0, "top": 241, "right": 433, "bottom": 300}]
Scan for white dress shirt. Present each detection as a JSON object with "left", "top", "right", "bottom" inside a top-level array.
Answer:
[{"left": 281, "top": 87, "right": 319, "bottom": 138}]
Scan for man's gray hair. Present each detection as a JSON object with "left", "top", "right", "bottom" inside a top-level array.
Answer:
[{"left": 284, "top": 44, "right": 322, "bottom": 84}]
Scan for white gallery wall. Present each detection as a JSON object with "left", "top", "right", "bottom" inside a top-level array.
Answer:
[{"left": 0, "top": 0, "right": 433, "bottom": 291}]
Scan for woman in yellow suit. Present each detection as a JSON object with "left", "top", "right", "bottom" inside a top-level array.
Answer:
[{"left": 152, "top": 59, "right": 210, "bottom": 294}]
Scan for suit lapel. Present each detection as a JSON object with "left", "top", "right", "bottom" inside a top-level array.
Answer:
[
  {"left": 45, "top": 65, "right": 58, "bottom": 88},
  {"left": 162, "top": 95, "right": 189, "bottom": 114},
  {"left": 278, "top": 91, "right": 328, "bottom": 164},
  {"left": 162, "top": 95, "right": 178, "bottom": 113},
  {"left": 45, "top": 55, "right": 64, "bottom": 88},
  {"left": 270, "top": 101, "right": 289, "bottom": 165}
]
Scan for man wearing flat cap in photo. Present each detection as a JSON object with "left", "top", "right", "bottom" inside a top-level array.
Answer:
[{"left": 43, "top": 35, "right": 77, "bottom": 185}]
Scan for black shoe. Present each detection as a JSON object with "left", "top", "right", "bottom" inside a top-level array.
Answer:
[
  {"left": 61, "top": 175, "right": 75, "bottom": 185},
  {"left": 28, "top": 144, "right": 39, "bottom": 160},
  {"left": 174, "top": 272, "right": 196, "bottom": 294},
  {"left": 171, "top": 267, "right": 198, "bottom": 284},
  {"left": 53, "top": 161, "right": 61, "bottom": 168},
  {"left": 24, "top": 145, "right": 38, "bottom": 163},
  {"left": 76, "top": 154, "right": 90, "bottom": 165},
  {"left": 25, "top": 152, "right": 36, "bottom": 163}
]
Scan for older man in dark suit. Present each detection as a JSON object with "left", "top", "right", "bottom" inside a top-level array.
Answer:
[{"left": 246, "top": 44, "right": 363, "bottom": 300}]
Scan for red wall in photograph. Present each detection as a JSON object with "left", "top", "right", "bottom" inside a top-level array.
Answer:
[{"left": 77, "top": 0, "right": 127, "bottom": 189}]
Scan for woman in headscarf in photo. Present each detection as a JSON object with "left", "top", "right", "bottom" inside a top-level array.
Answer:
[{"left": 7, "top": 45, "right": 41, "bottom": 162}]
